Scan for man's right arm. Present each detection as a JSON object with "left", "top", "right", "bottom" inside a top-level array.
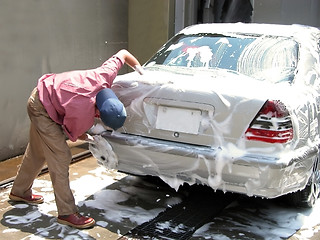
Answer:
[{"left": 115, "top": 49, "right": 144, "bottom": 75}]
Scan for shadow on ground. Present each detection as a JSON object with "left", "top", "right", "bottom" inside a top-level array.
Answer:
[{"left": 1, "top": 175, "right": 318, "bottom": 240}]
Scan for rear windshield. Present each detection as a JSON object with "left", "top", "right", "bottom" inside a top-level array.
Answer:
[{"left": 145, "top": 33, "right": 298, "bottom": 83}]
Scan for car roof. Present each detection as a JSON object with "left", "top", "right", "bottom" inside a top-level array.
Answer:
[{"left": 179, "top": 23, "right": 320, "bottom": 39}]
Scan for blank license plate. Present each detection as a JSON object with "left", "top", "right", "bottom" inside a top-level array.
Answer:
[{"left": 156, "top": 106, "right": 201, "bottom": 134}]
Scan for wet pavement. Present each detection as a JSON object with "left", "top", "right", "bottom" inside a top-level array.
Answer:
[
  {"left": 0, "top": 156, "right": 121, "bottom": 239},
  {"left": 1, "top": 143, "right": 320, "bottom": 239}
]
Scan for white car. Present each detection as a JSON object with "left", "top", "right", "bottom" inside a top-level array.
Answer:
[{"left": 90, "top": 23, "right": 320, "bottom": 208}]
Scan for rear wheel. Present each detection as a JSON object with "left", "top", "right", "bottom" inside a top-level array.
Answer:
[{"left": 284, "top": 155, "right": 320, "bottom": 208}]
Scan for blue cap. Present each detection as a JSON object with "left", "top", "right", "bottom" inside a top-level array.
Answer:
[{"left": 96, "top": 88, "right": 127, "bottom": 130}]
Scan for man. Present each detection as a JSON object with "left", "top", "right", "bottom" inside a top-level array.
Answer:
[{"left": 9, "top": 49, "right": 143, "bottom": 229}]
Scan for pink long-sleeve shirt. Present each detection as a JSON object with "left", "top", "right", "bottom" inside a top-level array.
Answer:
[{"left": 37, "top": 56, "right": 124, "bottom": 142}]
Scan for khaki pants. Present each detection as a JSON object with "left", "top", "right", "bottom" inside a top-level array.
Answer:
[{"left": 11, "top": 88, "right": 77, "bottom": 215}]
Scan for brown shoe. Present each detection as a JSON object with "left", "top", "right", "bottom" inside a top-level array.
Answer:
[
  {"left": 57, "top": 212, "right": 95, "bottom": 229},
  {"left": 9, "top": 193, "right": 44, "bottom": 204}
]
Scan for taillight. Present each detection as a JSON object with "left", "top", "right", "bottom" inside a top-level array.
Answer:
[{"left": 245, "top": 100, "right": 293, "bottom": 143}]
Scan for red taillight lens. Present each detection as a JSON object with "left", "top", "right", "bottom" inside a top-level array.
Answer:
[{"left": 245, "top": 100, "right": 293, "bottom": 143}]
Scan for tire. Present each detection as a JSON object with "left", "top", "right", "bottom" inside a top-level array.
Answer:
[{"left": 284, "top": 155, "right": 320, "bottom": 208}]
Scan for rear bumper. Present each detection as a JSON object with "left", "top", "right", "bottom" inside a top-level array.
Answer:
[{"left": 97, "top": 131, "right": 318, "bottom": 198}]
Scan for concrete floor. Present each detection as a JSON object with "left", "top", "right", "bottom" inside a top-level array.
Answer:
[
  {"left": 0, "top": 156, "right": 124, "bottom": 239},
  {"left": 0, "top": 141, "right": 185, "bottom": 240},
  {"left": 0, "top": 140, "right": 90, "bottom": 184},
  {"left": 1, "top": 142, "right": 320, "bottom": 239}
]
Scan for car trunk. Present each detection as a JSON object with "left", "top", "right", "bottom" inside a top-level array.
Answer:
[{"left": 112, "top": 68, "right": 274, "bottom": 148}]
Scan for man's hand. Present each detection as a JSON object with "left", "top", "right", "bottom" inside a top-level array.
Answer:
[
  {"left": 115, "top": 49, "right": 143, "bottom": 74},
  {"left": 78, "top": 133, "right": 94, "bottom": 143},
  {"left": 134, "top": 65, "right": 144, "bottom": 75},
  {"left": 85, "top": 134, "right": 94, "bottom": 142}
]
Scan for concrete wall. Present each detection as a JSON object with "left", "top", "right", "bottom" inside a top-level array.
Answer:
[
  {"left": 128, "top": 0, "right": 175, "bottom": 65},
  {"left": 253, "top": 0, "right": 320, "bottom": 27},
  {"left": 0, "top": 0, "right": 128, "bottom": 161}
]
